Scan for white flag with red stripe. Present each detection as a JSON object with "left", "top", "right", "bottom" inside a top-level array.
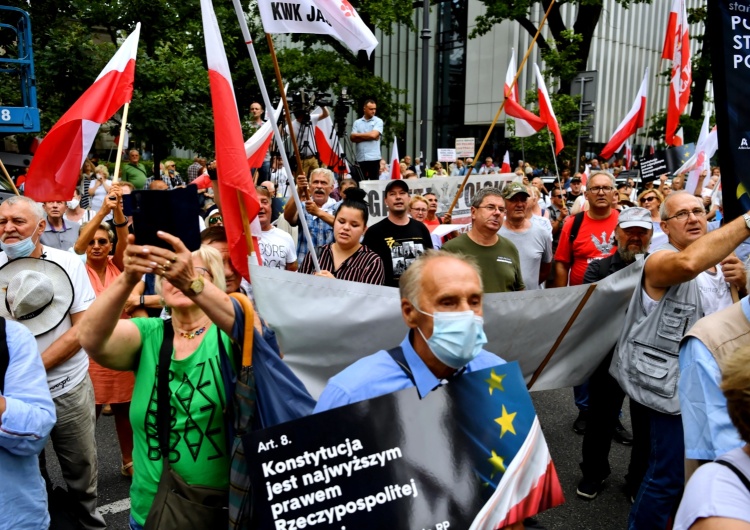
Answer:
[
  {"left": 25, "top": 24, "right": 140, "bottom": 201},
  {"left": 313, "top": 107, "right": 348, "bottom": 173},
  {"left": 681, "top": 113, "right": 718, "bottom": 194},
  {"left": 258, "top": 0, "right": 377, "bottom": 57},
  {"left": 600, "top": 68, "right": 649, "bottom": 160},
  {"left": 245, "top": 95, "right": 284, "bottom": 169},
  {"left": 673, "top": 127, "right": 684, "bottom": 146},
  {"left": 390, "top": 137, "right": 401, "bottom": 179},
  {"left": 501, "top": 151, "right": 512, "bottom": 173},
  {"left": 201, "top": 0, "right": 261, "bottom": 280},
  {"left": 534, "top": 64, "right": 564, "bottom": 155},
  {"left": 663, "top": 0, "right": 691, "bottom": 146},
  {"left": 504, "top": 50, "right": 545, "bottom": 137},
  {"left": 581, "top": 164, "right": 591, "bottom": 187}
]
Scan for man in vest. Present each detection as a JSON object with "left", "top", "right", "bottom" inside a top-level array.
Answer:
[
  {"left": 679, "top": 291, "right": 750, "bottom": 483},
  {"left": 611, "top": 191, "right": 749, "bottom": 529}
]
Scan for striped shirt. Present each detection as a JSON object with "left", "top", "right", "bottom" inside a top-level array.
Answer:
[{"left": 300, "top": 244, "right": 385, "bottom": 285}]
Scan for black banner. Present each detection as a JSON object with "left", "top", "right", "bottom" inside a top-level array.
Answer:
[
  {"left": 638, "top": 153, "right": 668, "bottom": 182},
  {"left": 245, "top": 363, "right": 563, "bottom": 530},
  {"left": 710, "top": 0, "right": 750, "bottom": 220}
]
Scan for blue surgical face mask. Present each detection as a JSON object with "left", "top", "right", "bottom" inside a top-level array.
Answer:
[
  {"left": 0, "top": 221, "right": 41, "bottom": 260},
  {"left": 416, "top": 308, "right": 487, "bottom": 369}
]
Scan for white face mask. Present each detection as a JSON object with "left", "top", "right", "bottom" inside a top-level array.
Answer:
[{"left": 67, "top": 199, "right": 80, "bottom": 210}]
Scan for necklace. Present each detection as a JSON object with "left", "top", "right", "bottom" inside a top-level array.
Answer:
[{"left": 179, "top": 326, "right": 207, "bottom": 340}]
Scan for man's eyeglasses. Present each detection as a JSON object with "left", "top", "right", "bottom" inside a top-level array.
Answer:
[
  {"left": 208, "top": 216, "right": 223, "bottom": 225},
  {"left": 477, "top": 205, "right": 507, "bottom": 214},
  {"left": 588, "top": 186, "right": 614, "bottom": 194},
  {"left": 88, "top": 238, "right": 110, "bottom": 246},
  {"left": 665, "top": 208, "right": 706, "bottom": 222}
]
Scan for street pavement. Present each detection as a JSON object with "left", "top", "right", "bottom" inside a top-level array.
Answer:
[{"left": 45, "top": 387, "right": 634, "bottom": 529}]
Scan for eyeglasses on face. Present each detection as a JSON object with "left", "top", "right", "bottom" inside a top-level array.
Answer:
[
  {"left": 553, "top": 193, "right": 566, "bottom": 198},
  {"left": 208, "top": 216, "right": 223, "bottom": 225},
  {"left": 588, "top": 186, "right": 614, "bottom": 194},
  {"left": 88, "top": 238, "right": 110, "bottom": 246},
  {"left": 410, "top": 208, "right": 428, "bottom": 213},
  {"left": 665, "top": 208, "right": 706, "bottom": 222},
  {"left": 477, "top": 205, "right": 507, "bottom": 214},
  {"left": 640, "top": 196, "right": 657, "bottom": 203}
]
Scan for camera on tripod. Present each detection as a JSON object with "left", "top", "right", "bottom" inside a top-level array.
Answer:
[{"left": 289, "top": 89, "right": 334, "bottom": 122}]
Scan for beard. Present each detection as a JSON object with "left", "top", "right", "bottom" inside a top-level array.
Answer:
[{"left": 618, "top": 245, "right": 644, "bottom": 263}]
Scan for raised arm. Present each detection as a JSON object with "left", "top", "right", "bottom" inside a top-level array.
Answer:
[{"left": 73, "top": 193, "right": 115, "bottom": 254}]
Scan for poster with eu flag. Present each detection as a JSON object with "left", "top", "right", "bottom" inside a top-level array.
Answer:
[{"left": 245, "top": 362, "right": 564, "bottom": 529}]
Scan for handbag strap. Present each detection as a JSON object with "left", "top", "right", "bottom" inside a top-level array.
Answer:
[
  {"left": 715, "top": 459, "right": 750, "bottom": 493},
  {"left": 156, "top": 320, "right": 175, "bottom": 458},
  {"left": 229, "top": 292, "right": 255, "bottom": 367}
]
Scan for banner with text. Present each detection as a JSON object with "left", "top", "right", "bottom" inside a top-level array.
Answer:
[
  {"left": 360, "top": 174, "right": 517, "bottom": 225},
  {"left": 710, "top": 0, "right": 750, "bottom": 220},
  {"left": 246, "top": 363, "right": 564, "bottom": 530}
]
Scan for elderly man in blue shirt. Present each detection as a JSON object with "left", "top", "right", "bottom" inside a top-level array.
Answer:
[
  {"left": 679, "top": 292, "right": 750, "bottom": 482},
  {"left": 0, "top": 319, "right": 57, "bottom": 529},
  {"left": 315, "top": 250, "right": 505, "bottom": 412}
]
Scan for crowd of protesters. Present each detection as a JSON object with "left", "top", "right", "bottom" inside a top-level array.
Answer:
[{"left": 1, "top": 94, "right": 748, "bottom": 530}]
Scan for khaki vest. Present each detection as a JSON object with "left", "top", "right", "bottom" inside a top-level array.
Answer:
[{"left": 681, "top": 301, "right": 750, "bottom": 481}]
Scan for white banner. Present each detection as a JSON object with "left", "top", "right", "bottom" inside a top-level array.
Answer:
[
  {"left": 258, "top": 0, "right": 378, "bottom": 57},
  {"left": 360, "top": 174, "right": 517, "bottom": 225},
  {"left": 251, "top": 259, "right": 643, "bottom": 399}
]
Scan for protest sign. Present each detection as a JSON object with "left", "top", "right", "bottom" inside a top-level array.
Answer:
[
  {"left": 710, "top": 0, "right": 750, "bottom": 219},
  {"left": 360, "top": 174, "right": 516, "bottom": 225},
  {"left": 437, "top": 148, "right": 456, "bottom": 162},
  {"left": 638, "top": 153, "right": 668, "bottom": 182},
  {"left": 246, "top": 363, "right": 564, "bottom": 530},
  {"left": 455, "top": 137, "right": 475, "bottom": 157}
]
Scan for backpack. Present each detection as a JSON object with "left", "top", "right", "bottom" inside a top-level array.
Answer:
[{"left": 568, "top": 211, "right": 586, "bottom": 263}]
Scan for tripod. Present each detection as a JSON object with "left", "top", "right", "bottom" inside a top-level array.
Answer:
[{"left": 328, "top": 131, "right": 363, "bottom": 182}]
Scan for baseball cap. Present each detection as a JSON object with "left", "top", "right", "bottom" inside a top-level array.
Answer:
[
  {"left": 570, "top": 176, "right": 582, "bottom": 182},
  {"left": 501, "top": 182, "right": 530, "bottom": 200},
  {"left": 618, "top": 207, "right": 653, "bottom": 229},
  {"left": 385, "top": 180, "right": 410, "bottom": 194}
]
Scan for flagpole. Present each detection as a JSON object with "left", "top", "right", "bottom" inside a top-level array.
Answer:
[
  {"left": 547, "top": 129, "right": 561, "bottom": 189},
  {"left": 265, "top": 33, "right": 306, "bottom": 196},
  {"left": 237, "top": 190, "right": 257, "bottom": 257},
  {"left": 446, "top": 0, "right": 556, "bottom": 216},
  {"left": 0, "top": 159, "right": 19, "bottom": 195},
  {"left": 111, "top": 102, "right": 130, "bottom": 184},
  {"left": 231, "top": 0, "right": 321, "bottom": 273}
]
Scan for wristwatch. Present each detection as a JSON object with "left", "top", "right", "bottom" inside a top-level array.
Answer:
[
  {"left": 188, "top": 276, "right": 205, "bottom": 296},
  {"left": 744, "top": 214, "right": 750, "bottom": 231}
]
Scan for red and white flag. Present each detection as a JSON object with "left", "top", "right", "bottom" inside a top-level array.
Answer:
[
  {"left": 624, "top": 141, "right": 632, "bottom": 169},
  {"left": 600, "top": 68, "right": 649, "bottom": 160},
  {"left": 245, "top": 95, "right": 284, "bottom": 169},
  {"left": 534, "top": 64, "right": 564, "bottom": 155},
  {"left": 581, "top": 164, "right": 591, "bottom": 187},
  {"left": 505, "top": 50, "right": 545, "bottom": 137},
  {"left": 501, "top": 151, "right": 512, "bottom": 173},
  {"left": 313, "top": 107, "right": 348, "bottom": 173},
  {"left": 25, "top": 24, "right": 140, "bottom": 201},
  {"left": 679, "top": 113, "right": 718, "bottom": 194},
  {"left": 258, "top": 0, "right": 377, "bottom": 57},
  {"left": 663, "top": 0, "right": 691, "bottom": 146},
  {"left": 390, "top": 137, "right": 401, "bottom": 179},
  {"left": 673, "top": 127, "right": 684, "bottom": 146},
  {"left": 201, "top": 0, "right": 261, "bottom": 280}
]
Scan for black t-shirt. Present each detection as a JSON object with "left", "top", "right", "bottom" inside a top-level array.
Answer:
[{"left": 362, "top": 218, "right": 434, "bottom": 287}]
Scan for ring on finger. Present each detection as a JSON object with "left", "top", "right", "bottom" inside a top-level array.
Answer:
[
  {"left": 163, "top": 261, "right": 171, "bottom": 271},
  {"left": 170, "top": 255, "right": 177, "bottom": 263}
]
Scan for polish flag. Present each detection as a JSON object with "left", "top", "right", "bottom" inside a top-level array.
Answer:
[
  {"left": 201, "top": 0, "right": 261, "bottom": 280},
  {"left": 313, "top": 107, "right": 347, "bottom": 173},
  {"left": 390, "top": 137, "right": 401, "bottom": 179},
  {"left": 534, "top": 64, "right": 563, "bottom": 155},
  {"left": 600, "top": 68, "right": 649, "bottom": 161},
  {"left": 673, "top": 127, "right": 684, "bottom": 146},
  {"left": 663, "top": 0, "right": 691, "bottom": 146},
  {"left": 501, "top": 151, "right": 512, "bottom": 173},
  {"left": 624, "top": 141, "right": 632, "bottom": 169},
  {"left": 25, "top": 24, "right": 140, "bottom": 201},
  {"left": 581, "top": 164, "right": 591, "bottom": 187},
  {"left": 245, "top": 95, "right": 284, "bottom": 169},
  {"left": 505, "top": 50, "right": 546, "bottom": 137}
]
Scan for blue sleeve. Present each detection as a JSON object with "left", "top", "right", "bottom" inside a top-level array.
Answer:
[
  {"left": 313, "top": 382, "right": 353, "bottom": 414},
  {"left": 0, "top": 322, "right": 56, "bottom": 456},
  {"left": 679, "top": 337, "right": 743, "bottom": 460},
  {"left": 374, "top": 118, "right": 384, "bottom": 135}
]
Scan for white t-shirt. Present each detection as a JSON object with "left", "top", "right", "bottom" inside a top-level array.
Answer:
[
  {"left": 0, "top": 246, "right": 96, "bottom": 398},
  {"left": 259, "top": 227, "right": 297, "bottom": 270},
  {"left": 674, "top": 447, "right": 750, "bottom": 530},
  {"left": 695, "top": 264, "right": 733, "bottom": 317}
]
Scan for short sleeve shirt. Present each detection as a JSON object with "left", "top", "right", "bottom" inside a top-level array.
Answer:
[
  {"left": 259, "top": 227, "right": 297, "bottom": 269},
  {"left": 352, "top": 115, "right": 384, "bottom": 162},
  {"left": 442, "top": 234, "right": 525, "bottom": 293},
  {"left": 362, "top": 218, "right": 433, "bottom": 287},
  {"left": 554, "top": 211, "right": 619, "bottom": 286}
]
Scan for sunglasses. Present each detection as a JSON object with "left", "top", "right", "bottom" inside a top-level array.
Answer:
[
  {"left": 208, "top": 216, "right": 223, "bottom": 225},
  {"left": 88, "top": 238, "right": 110, "bottom": 246}
]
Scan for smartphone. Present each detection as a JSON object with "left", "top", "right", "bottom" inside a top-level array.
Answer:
[{"left": 125, "top": 186, "right": 202, "bottom": 251}]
